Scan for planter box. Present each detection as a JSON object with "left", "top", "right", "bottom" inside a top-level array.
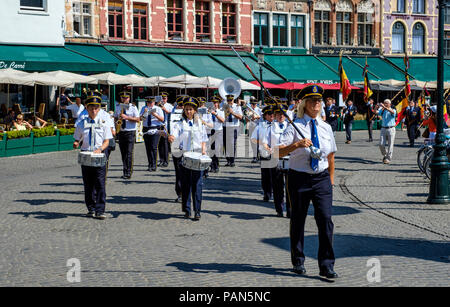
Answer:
[
  {"left": 33, "top": 135, "right": 58, "bottom": 154},
  {"left": 5, "top": 134, "right": 33, "bottom": 157},
  {"left": 0, "top": 138, "right": 5, "bottom": 157},
  {"left": 59, "top": 134, "right": 75, "bottom": 151}
]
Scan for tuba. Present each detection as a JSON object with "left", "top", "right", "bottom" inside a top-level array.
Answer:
[{"left": 219, "top": 78, "right": 241, "bottom": 115}]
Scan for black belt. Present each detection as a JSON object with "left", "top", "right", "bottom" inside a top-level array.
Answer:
[
  {"left": 143, "top": 126, "right": 162, "bottom": 132},
  {"left": 382, "top": 126, "right": 395, "bottom": 129}
]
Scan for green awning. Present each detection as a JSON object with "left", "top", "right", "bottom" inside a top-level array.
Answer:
[
  {"left": 213, "top": 55, "right": 286, "bottom": 83},
  {"left": 0, "top": 44, "right": 116, "bottom": 73},
  {"left": 110, "top": 51, "right": 188, "bottom": 77},
  {"left": 65, "top": 43, "right": 139, "bottom": 75},
  {"left": 165, "top": 54, "right": 242, "bottom": 79},
  {"left": 350, "top": 56, "right": 406, "bottom": 81},
  {"left": 316, "top": 56, "right": 381, "bottom": 83},
  {"left": 385, "top": 56, "right": 450, "bottom": 82},
  {"left": 264, "top": 55, "right": 339, "bottom": 83}
]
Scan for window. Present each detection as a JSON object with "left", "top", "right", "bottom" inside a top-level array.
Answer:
[
  {"left": 314, "top": 10, "right": 330, "bottom": 45},
  {"left": 73, "top": 2, "right": 92, "bottom": 36},
  {"left": 254, "top": 13, "right": 269, "bottom": 46},
  {"left": 195, "top": 1, "right": 210, "bottom": 42},
  {"left": 133, "top": 3, "right": 148, "bottom": 40},
  {"left": 357, "top": 13, "right": 373, "bottom": 46},
  {"left": 392, "top": 22, "right": 405, "bottom": 54},
  {"left": 336, "top": 12, "right": 352, "bottom": 46},
  {"left": 272, "top": 14, "right": 287, "bottom": 47},
  {"left": 445, "top": 31, "right": 450, "bottom": 57},
  {"left": 108, "top": 0, "right": 124, "bottom": 39},
  {"left": 397, "top": 0, "right": 405, "bottom": 13},
  {"left": 291, "top": 15, "right": 305, "bottom": 48},
  {"left": 413, "top": 0, "right": 425, "bottom": 14},
  {"left": 167, "top": 0, "right": 183, "bottom": 40},
  {"left": 412, "top": 23, "right": 425, "bottom": 54},
  {"left": 20, "top": 0, "right": 44, "bottom": 10},
  {"left": 222, "top": 3, "right": 236, "bottom": 43}
]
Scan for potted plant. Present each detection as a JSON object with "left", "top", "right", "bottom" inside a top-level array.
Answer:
[
  {"left": 32, "top": 126, "right": 58, "bottom": 154},
  {"left": 58, "top": 127, "right": 75, "bottom": 151},
  {"left": 5, "top": 129, "right": 33, "bottom": 157}
]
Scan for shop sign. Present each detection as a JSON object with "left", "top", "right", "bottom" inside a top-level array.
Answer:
[{"left": 0, "top": 61, "right": 26, "bottom": 70}]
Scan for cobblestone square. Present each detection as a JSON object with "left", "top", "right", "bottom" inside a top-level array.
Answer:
[{"left": 0, "top": 130, "right": 448, "bottom": 286}]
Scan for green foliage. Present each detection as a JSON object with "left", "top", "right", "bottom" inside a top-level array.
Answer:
[
  {"left": 0, "top": 133, "right": 3, "bottom": 140},
  {"left": 58, "top": 128, "right": 75, "bottom": 136},
  {"left": 32, "top": 126, "right": 56, "bottom": 138},
  {"left": 6, "top": 130, "right": 31, "bottom": 139}
]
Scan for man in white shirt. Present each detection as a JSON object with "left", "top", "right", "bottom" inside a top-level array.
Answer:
[
  {"left": 248, "top": 97, "right": 262, "bottom": 163},
  {"left": 209, "top": 96, "right": 225, "bottom": 173},
  {"left": 65, "top": 94, "right": 85, "bottom": 120},
  {"left": 141, "top": 96, "right": 165, "bottom": 171},
  {"left": 114, "top": 91, "right": 140, "bottom": 179},
  {"left": 223, "top": 94, "right": 243, "bottom": 167},
  {"left": 158, "top": 92, "right": 172, "bottom": 167},
  {"left": 73, "top": 92, "right": 112, "bottom": 220}
]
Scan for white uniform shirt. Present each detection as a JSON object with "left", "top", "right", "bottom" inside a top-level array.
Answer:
[
  {"left": 140, "top": 105, "right": 164, "bottom": 135},
  {"left": 279, "top": 114, "right": 337, "bottom": 174},
  {"left": 286, "top": 110, "right": 295, "bottom": 121},
  {"left": 251, "top": 121, "right": 273, "bottom": 168},
  {"left": 171, "top": 118, "right": 208, "bottom": 153},
  {"left": 74, "top": 115, "right": 113, "bottom": 152},
  {"left": 162, "top": 103, "right": 174, "bottom": 125},
  {"left": 248, "top": 106, "right": 262, "bottom": 128},
  {"left": 66, "top": 103, "right": 85, "bottom": 119},
  {"left": 263, "top": 120, "right": 288, "bottom": 148},
  {"left": 114, "top": 104, "right": 139, "bottom": 131},
  {"left": 211, "top": 109, "right": 224, "bottom": 131},
  {"left": 75, "top": 109, "right": 114, "bottom": 136},
  {"left": 201, "top": 113, "right": 213, "bottom": 133},
  {"left": 225, "top": 104, "right": 243, "bottom": 127}
]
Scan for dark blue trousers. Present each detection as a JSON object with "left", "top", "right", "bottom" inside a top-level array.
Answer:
[
  {"left": 81, "top": 165, "right": 107, "bottom": 214},
  {"left": 118, "top": 130, "right": 135, "bottom": 177},
  {"left": 270, "top": 167, "right": 285, "bottom": 214},
  {"left": 407, "top": 124, "right": 418, "bottom": 146},
  {"left": 261, "top": 167, "right": 273, "bottom": 200},
  {"left": 180, "top": 165, "right": 203, "bottom": 215},
  {"left": 158, "top": 136, "right": 169, "bottom": 164},
  {"left": 143, "top": 133, "right": 160, "bottom": 169},
  {"left": 287, "top": 169, "right": 335, "bottom": 270},
  {"left": 345, "top": 120, "right": 353, "bottom": 141},
  {"left": 173, "top": 156, "right": 182, "bottom": 198}
]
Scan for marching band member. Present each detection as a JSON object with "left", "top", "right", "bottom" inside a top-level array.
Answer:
[
  {"left": 248, "top": 96, "right": 262, "bottom": 163},
  {"left": 209, "top": 96, "right": 225, "bottom": 173},
  {"left": 73, "top": 93, "right": 112, "bottom": 220},
  {"left": 114, "top": 91, "right": 140, "bottom": 179},
  {"left": 325, "top": 97, "right": 339, "bottom": 136},
  {"left": 158, "top": 92, "right": 172, "bottom": 167},
  {"left": 223, "top": 94, "right": 243, "bottom": 167},
  {"left": 140, "top": 96, "right": 165, "bottom": 172},
  {"left": 168, "top": 97, "right": 208, "bottom": 221},
  {"left": 278, "top": 84, "right": 338, "bottom": 279},
  {"left": 251, "top": 105, "right": 274, "bottom": 202},
  {"left": 171, "top": 96, "right": 186, "bottom": 203},
  {"left": 197, "top": 97, "right": 214, "bottom": 178},
  {"left": 262, "top": 103, "right": 289, "bottom": 217}
]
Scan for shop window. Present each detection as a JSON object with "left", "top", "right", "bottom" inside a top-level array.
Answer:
[
  {"left": 392, "top": 22, "right": 405, "bottom": 54},
  {"left": 108, "top": 0, "right": 124, "bottom": 39},
  {"left": 222, "top": 3, "right": 236, "bottom": 43},
  {"left": 291, "top": 15, "right": 305, "bottom": 48},
  {"left": 195, "top": 1, "right": 211, "bottom": 42},
  {"left": 272, "top": 14, "right": 287, "bottom": 47},
  {"left": 133, "top": 3, "right": 148, "bottom": 40},
  {"left": 167, "top": 0, "right": 183, "bottom": 40},
  {"left": 254, "top": 13, "right": 269, "bottom": 46},
  {"left": 73, "top": 2, "right": 92, "bottom": 37},
  {"left": 412, "top": 23, "right": 425, "bottom": 54}
]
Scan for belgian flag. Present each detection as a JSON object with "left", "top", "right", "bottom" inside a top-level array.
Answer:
[
  {"left": 363, "top": 58, "right": 373, "bottom": 103},
  {"left": 394, "top": 54, "right": 412, "bottom": 126},
  {"left": 339, "top": 50, "right": 352, "bottom": 101}
]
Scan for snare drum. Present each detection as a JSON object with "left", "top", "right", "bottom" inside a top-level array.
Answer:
[
  {"left": 78, "top": 151, "right": 107, "bottom": 167},
  {"left": 278, "top": 156, "right": 290, "bottom": 173},
  {"left": 181, "top": 151, "right": 212, "bottom": 171}
]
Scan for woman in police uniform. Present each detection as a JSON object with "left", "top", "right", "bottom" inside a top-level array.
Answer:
[
  {"left": 278, "top": 84, "right": 338, "bottom": 279},
  {"left": 73, "top": 93, "right": 112, "bottom": 220},
  {"left": 168, "top": 97, "right": 208, "bottom": 221}
]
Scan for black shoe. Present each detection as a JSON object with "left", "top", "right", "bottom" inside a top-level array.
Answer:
[
  {"left": 230, "top": 163, "right": 235, "bottom": 167},
  {"left": 86, "top": 211, "right": 95, "bottom": 218},
  {"left": 95, "top": 213, "right": 106, "bottom": 220},
  {"left": 263, "top": 196, "right": 270, "bottom": 202},
  {"left": 251, "top": 158, "right": 258, "bottom": 163},
  {"left": 147, "top": 167, "right": 153, "bottom": 172},
  {"left": 293, "top": 265, "right": 306, "bottom": 275},
  {"left": 175, "top": 196, "right": 181, "bottom": 203},
  {"left": 224, "top": 162, "right": 231, "bottom": 167},
  {"left": 193, "top": 213, "right": 201, "bottom": 221},
  {"left": 157, "top": 161, "right": 162, "bottom": 166},
  {"left": 162, "top": 162, "right": 168, "bottom": 167},
  {"left": 184, "top": 212, "right": 191, "bottom": 219},
  {"left": 276, "top": 212, "right": 283, "bottom": 217},
  {"left": 319, "top": 267, "right": 339, "bottom": 279},
  {"left": 122, "top": 175, "right": 131, "bottom": 179}
]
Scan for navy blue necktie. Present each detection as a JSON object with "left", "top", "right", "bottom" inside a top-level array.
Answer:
[
  {"left": 212, "top": 114, "right": 216, "bottom": 122},
  {"left": 310, "top": 119, "right": 320, "bottom": 171},
  {"left": 189, "top": 121, "right": 193, "bottom": 127},
  {"left": 279, "top": 123, "right": 284, "bottom": 129},
  {"left": 147, "top": 109, "right": 151, "bottom": 126},
  {"left": 89, "top": 119, "right": 95, "bottom": 147},
  {"left": 121, "top": 108, "right": 126, "bottom": 129}
]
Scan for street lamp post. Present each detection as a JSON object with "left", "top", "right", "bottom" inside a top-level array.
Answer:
[
  {"left": 427, "top": 0, "right": 450, "bottom": 204},
  {"left": 256, "top": 47, "right": 265, "bottom": 104}
]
